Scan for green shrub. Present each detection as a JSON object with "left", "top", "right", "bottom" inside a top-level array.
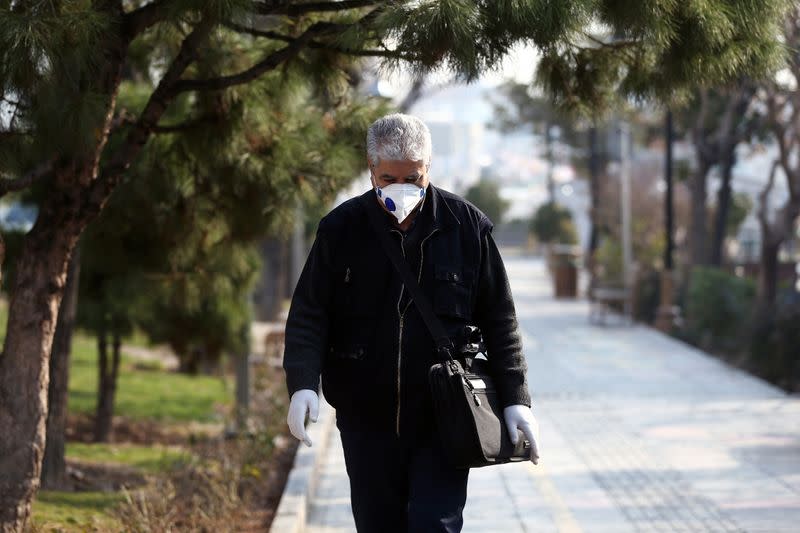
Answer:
[
  {"left": 748, "top": 289, "right": 800, "bottom": 392},
  {"left": 683, "top": 266, "right": 756, "bottom": 352},
  {"left": 530, "top": 201, "right": 577, "bottom": 245},
  {"left": 634, "top": 268, "right": 661, "bottom": 324},
  {"left": 464, "top": 178, "right": 510, "bottom": 225}
]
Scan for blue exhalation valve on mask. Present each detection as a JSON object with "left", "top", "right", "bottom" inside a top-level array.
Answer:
[{"left": 375, "top": 183, "right": 425, "bottom": 224}]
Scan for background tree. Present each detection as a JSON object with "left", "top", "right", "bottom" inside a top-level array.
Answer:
[
  {"left": 753, "top": 4, "right": 800, "bottom": 312},
  {"left": 487, "top": 81, "right": 616, "bottom": 280},
  {"left": 673, "top": 83, "right": 757, "bottom": 268},
  {"left": 463, "top": 177, "right": 509, "bottom": 225},
  {"left": 0, "top": 1, "right": 789, "bottom": 529},
  {"left": 488, "top": 83, "right": 584, "bottom": 203}
]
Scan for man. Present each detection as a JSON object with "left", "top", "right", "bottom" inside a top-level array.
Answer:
[{"left": 283, "top": 113, "right": 540, "bottom": 532}]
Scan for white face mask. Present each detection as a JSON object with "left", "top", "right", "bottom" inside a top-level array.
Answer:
[{"left": 374, "top": 182, "right": 426, "bottom": 223}]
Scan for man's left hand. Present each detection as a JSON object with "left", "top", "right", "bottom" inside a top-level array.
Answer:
[{"left": 503, "top": 404, "right": 540, "bottom": 464}]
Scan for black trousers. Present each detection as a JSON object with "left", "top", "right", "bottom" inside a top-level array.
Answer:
[{"left": 339, "top": 426, "right": 471, "bottom": 533}]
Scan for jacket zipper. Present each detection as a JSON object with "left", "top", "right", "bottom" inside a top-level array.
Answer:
[
  {"left": 393, "top": 230, "right": 406, "bottom": 437},
  {"left": 396, "top": 315, "right": 404, "bottom": 435},
  {"left": 392, "top": 226, "right": 440, "bottom": 437}
]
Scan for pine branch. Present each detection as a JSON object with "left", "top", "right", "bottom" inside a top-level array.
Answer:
[
  {"left": 124, "top": 0, "right": 171, "bottom": 39},
  {"left": 579, "top": 32, "right": 638, "bottom": 63},
  {"left": 174, "top": 20, "right": 350, "bottom": 93},
  {"left": 223, "top": 20, "right": 412, "bottom": 59},
  {"left": 153, "top": 114, "right": 221, "bottom": 133},
  {"left": 256, "top": 0, "right": 379, "bottom": 16},
  {"left": 90, "top": 18, "right": 216, "bottom": 208},
  {"left": 0, "top": 161, "right": 53, "bottom": 197},
  {"left": 172, "top": 33, "right": 318, "bottom": 93}
]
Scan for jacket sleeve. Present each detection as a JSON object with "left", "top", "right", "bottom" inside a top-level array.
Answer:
[
  {"left": 473, "top": 218, "right": 532, "bottom": 409},
  {"left": 282, "top": 219, "right": 335, "bottom": 400}
]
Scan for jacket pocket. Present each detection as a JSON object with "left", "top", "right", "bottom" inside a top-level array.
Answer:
[
  {"left": 322, "top": 341, "right": 370, "bottom": 409},
  {"left": 336, "top": 263, "right": 381, "bottom": 318},
  {"left": 329, "top": 342, "right": 368, "bottom": 361},
  {"left": 433, "top": 265, "right": 474, "bottom": 320}
]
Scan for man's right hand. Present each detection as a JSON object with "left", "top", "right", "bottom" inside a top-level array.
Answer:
[{"left": 287, "top": 389, "right": 319, "bottom": 447}]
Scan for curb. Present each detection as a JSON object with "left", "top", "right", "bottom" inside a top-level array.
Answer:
[{"left": 270, "top": 391, "right": 336, "bottom": 533}]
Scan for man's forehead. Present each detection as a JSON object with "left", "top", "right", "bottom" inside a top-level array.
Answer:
[
  {"left": 371, "top": 159, "right": 426, "bottom": 171},
  {"left": 376, "top": 169, "right": 424, "bottom": 178}
]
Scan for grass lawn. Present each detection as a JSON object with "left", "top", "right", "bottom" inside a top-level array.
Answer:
[
  {"left": 32, "top": 490, "right": 125, "bottom": 531},
  {"left": 0, "top": 298, "right": 232, "bottom": 425},
  {"left": 66, "top": 442, "right": 192, "bottom": 474},
  {"left": 0, "top": 297, "right": 239, "bottom": 530},
  {"left": 68, "top": 334, "right": 232, "bottom": 422}
]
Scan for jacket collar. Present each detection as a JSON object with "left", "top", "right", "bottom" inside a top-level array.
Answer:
[{"left": 360, "top": 182, "right": 460, "bottom": 234}]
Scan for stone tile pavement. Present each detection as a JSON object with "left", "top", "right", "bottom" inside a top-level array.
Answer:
[{"left": 301, "top": 254, "right": 800, "bottom": 533}]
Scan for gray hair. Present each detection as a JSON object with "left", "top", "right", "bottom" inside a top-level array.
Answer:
[{"left": 366, "top": 113, "right": 432, "bottom": 168}]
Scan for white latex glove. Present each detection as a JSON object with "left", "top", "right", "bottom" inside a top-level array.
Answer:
[
  {"left": 503, "top": 404, "right": 540, "bottom": 464},
  {"left": 287, "top": 389, "right": 319, "bottom": 447}
]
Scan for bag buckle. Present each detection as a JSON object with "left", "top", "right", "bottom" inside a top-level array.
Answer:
[{"left": 437, "top": 344, "right": 455, "bottom": 361}]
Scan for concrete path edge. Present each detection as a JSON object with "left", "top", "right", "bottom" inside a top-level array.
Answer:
[{"left": 270, "top": 391, "right": 336, "bottom": 533}]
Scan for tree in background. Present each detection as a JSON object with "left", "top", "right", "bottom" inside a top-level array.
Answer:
[
  {"left": 673, "top": 83, "right": 758, "bottom": 268},
  {"left": 0, "top": 1, "right": 789, "bottom": 528},
  {"left": 594, "top": 156, "right": 692, "bottom": 282},
  {"left": 488, "top": 83, "right": 584, "bottom": 203},
  {"left": 487, "top": 81, "right": 614, "bottom": 278},
  {"left": 464, "top": 177, "right": 509, "bottom": 225},
  {"left": 724, "top": 193, "right": 754, "bottom": 245},
  {"left": 753, "top": 5, "right": 800, "bottom": 312}
]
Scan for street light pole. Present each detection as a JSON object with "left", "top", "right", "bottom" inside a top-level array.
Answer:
[
  {"left": 620, "top": 121, "right": 633, "bottom": 319},
  {"left": 656, "top": 109, "right": 677, "bottom": 332},
  {"left": 546, "top": 122, "right": 555, "bottom": 204}
]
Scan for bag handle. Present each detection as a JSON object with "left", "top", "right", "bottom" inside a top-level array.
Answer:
[{"left": 359, "top": 194, "right": 456, "bottom": 364}]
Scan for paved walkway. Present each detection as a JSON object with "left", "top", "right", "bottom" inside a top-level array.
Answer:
[{"left": 304, "top": 254, "right": 800, "bottom": 533}]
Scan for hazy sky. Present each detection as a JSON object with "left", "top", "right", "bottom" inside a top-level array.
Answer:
[{"left": 377, "top": 42, "right": 540, "bottom": 102}]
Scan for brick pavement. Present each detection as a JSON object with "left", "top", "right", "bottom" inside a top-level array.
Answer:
[{"left": 302, "top": 254, "right": 800, "bottom": 533}]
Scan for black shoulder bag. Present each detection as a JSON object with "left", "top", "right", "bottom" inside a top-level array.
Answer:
[{"left": 360, "top": 194, "right": 531, "bottom": 469}]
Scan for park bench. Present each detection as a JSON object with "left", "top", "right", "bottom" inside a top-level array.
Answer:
[{"left": 589, "top": 286, "right": 633, "bottom": 326}]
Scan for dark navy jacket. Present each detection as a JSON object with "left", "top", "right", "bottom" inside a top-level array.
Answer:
[{"left": 282, "top": 183, "right": 531, "bottom": 442}]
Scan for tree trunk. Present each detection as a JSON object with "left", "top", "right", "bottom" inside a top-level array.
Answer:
[
  {"left": 710, "top": 156, "right": 735, "bottom": 267},
  {"left": 757, "top": 237, "right": 780, "bottom": 313},
  {"left": 689, "top": 162, "right": 710, "bottom": 267},
  {"left": 586, "top": 126, "right": 601, "bottom": 293},
  {"left": 94, "top": 326, "right": 121, "bottom": 442},
  {"left": 40, "top": 243, "right": 82, "bottom": 490},
  {"left": 178, "top": 346, "right": 201, "bottom": 375},
  {"left": 0, "top": 193, "right": 84, "bottom": 530}
]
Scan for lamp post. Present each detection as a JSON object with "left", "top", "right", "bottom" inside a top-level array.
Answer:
[
  {"left": 655, "top": 109, "right": 677, "bottom": 332},
  {"left": 619, "top": 121, "right": 633, "bottom": 319},
  {"left": 546, "top": 124, "right": 561, "bottom": 204}
]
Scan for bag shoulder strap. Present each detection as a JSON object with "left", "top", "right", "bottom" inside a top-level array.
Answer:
[{"left": 359, "top": 194, "right": 455, "bottom": 360}]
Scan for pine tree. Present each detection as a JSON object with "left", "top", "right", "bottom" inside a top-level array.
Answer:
[{"left": 0, "top": 1, "right": 789, "bottom": 529}]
